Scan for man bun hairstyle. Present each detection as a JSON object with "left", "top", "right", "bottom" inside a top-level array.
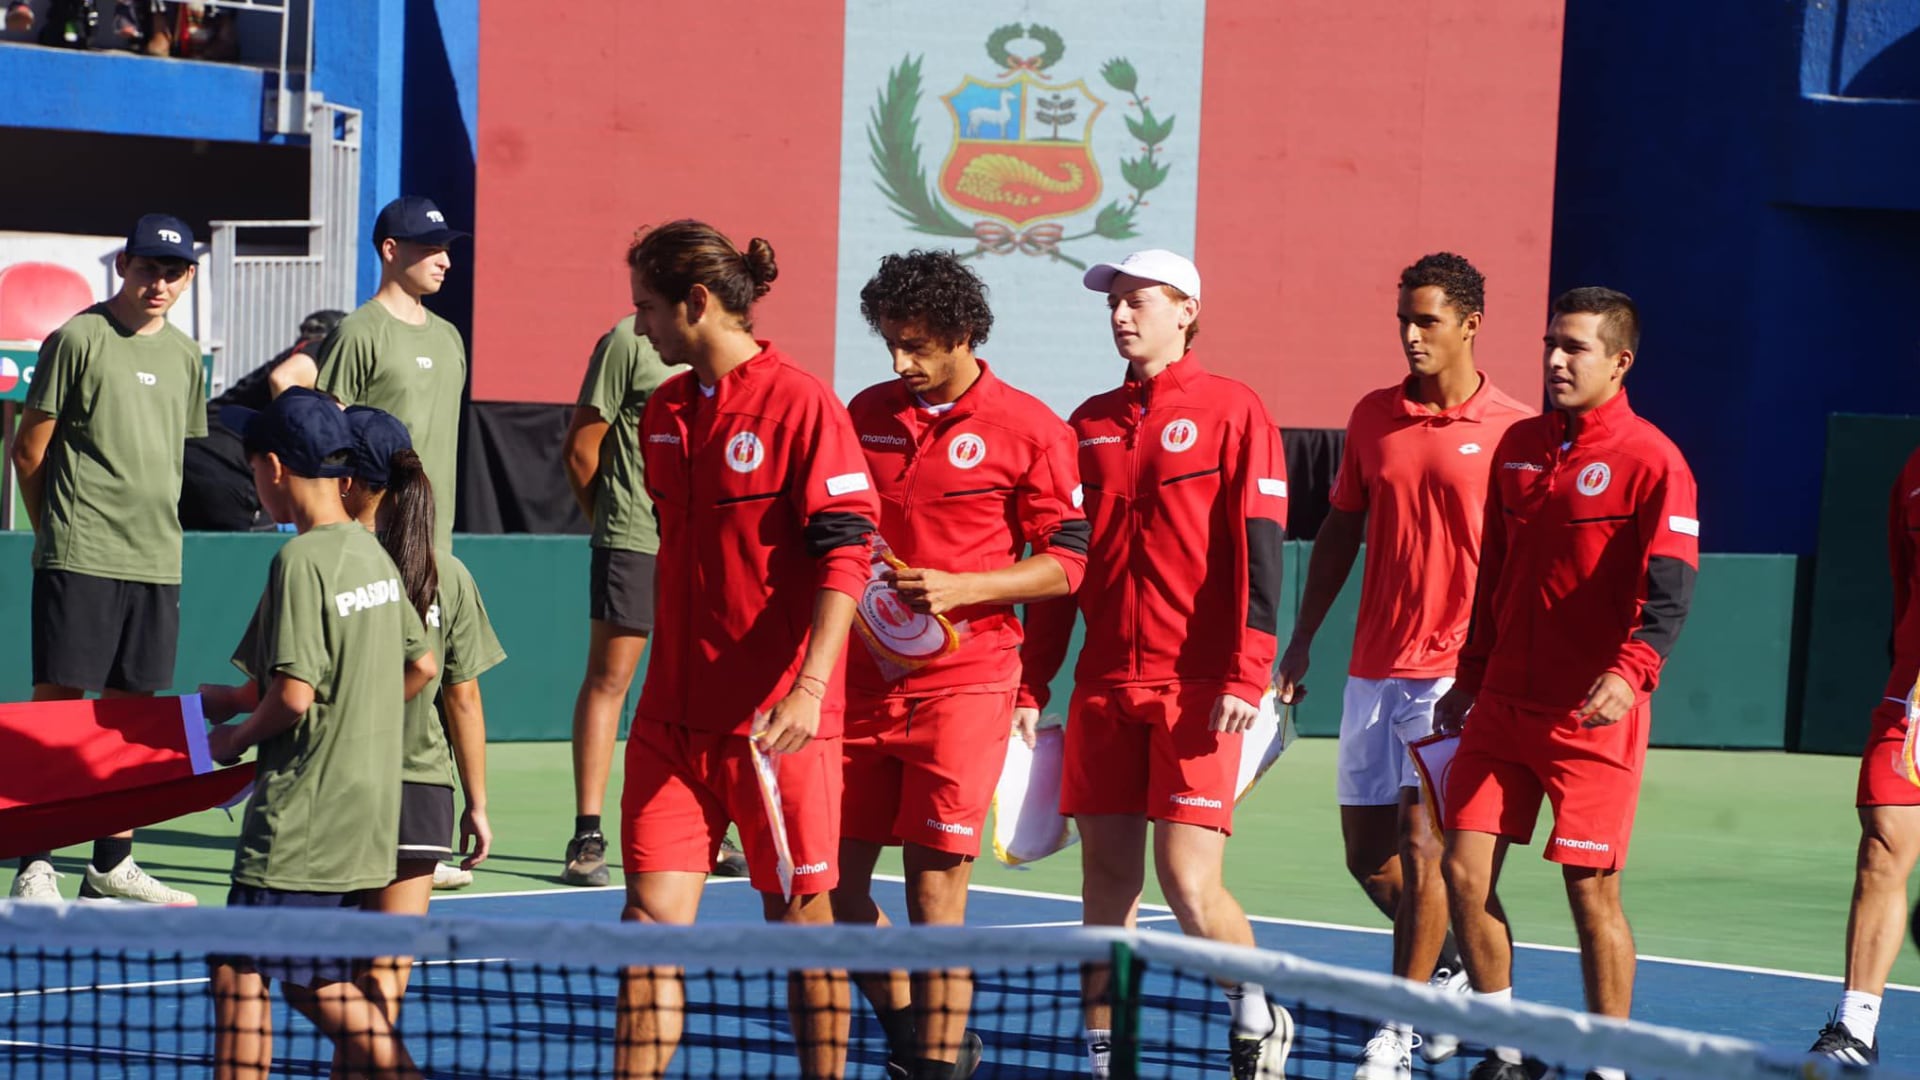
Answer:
[
  {"left": 627, "top": 220, "right": 777, "bottom": 330},
  {"left": 1399, "top": 252, "right": 1486, "bottom": 320},
  {"left": 1551, "top": 286, "right": 1641, "bottom": 356}
]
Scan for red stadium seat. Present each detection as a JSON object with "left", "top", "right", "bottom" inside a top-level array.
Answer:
[{"left": 0, "top": 261, "right": 95, "bottom": 343}]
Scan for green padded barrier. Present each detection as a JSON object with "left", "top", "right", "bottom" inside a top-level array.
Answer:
[
  {"left": 0, "top": 533, "right": 1800, "bottom": 747},
  {"left": 1798, "top": 414, "right": 1920, "bottom": 754},
  {"left": 1274, "top": 544, "right": 1796, "bottom": 749}
]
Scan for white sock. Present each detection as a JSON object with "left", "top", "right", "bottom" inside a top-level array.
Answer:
[
  {"left": 1590, "top": 1068, "right": 1627, "bottom": 1080},
  {"left": 1223, "top": 982, "right": 1275, "bottom": 1038},
  {"left": 1473, "top": 990, "right": 1520, "bottom": 1063},
  {"left": 1086, "top": 1028, "right": 1112, "bottom": 1079},
  {"left": 1838, "top": 990, "right": 1882, "bottom": 1045}
]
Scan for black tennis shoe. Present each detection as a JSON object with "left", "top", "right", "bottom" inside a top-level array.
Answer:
[{"left": 1810, "top": 1019, "right": 1878, "bottom": 1065}]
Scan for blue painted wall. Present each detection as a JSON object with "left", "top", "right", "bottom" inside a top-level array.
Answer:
[
  {"left": 0, "top": 3, "right": 479, "bottom": 328},
  {"left": 309, "top": 0, "right": 477, "bottom": 322},
  {"left": 1550, "top": 0, "right": 1920, "bottom": 555},
  {"left": 0, "top": 44, "right": 272, "bottom": 143}
]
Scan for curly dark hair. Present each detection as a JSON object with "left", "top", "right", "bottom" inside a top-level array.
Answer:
[
  {"left": 859, "top": 250, "right": 993, "bottom": 348},
  {"left": 1398, "top": 252, "right": 1485, "bottom": 320}
]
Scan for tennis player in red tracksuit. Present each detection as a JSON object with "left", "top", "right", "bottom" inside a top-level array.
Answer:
[
  {"left": 1809, "top": 446, "right": 1920, "bottom": 1065},
  {"left": 617, "top": 221, "right": 878, "bottom": 1080},
  {"left": 834, "top": 250, "right": 1089, "bottom": 1080},
  {"left": 1434, "top": 287, "right": 1697, "bottom": 1080},
  {"left": 1019, "top": 250, "right": 1294, "bottom": 1080}
]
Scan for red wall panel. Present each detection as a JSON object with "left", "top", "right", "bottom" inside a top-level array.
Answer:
[
  {"left": 1194, "top": 0, "right": 1561, "bottom": 426},
  {"left": 473, "top": 4, "right": 847, "bottom": 401},
  {"left": 475, "top": 2, "right": 1560, "bottom": 423}
]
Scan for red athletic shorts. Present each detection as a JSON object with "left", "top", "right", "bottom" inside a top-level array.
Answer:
[
  {"left": 1444, "top": 697, "right": 1649, "bottom": 871},
  {"left": 1857, "top": 690, "right": 1920, "bottom": 807},
  {"left": 621, "top": 721, "right": 842, "bottom": 895},
  {"left": 1060, "top": 683, "right": 1242, "bottom": 833},
  {"left": 842, "top": 690, "right": 1014, "bottom": 856}
]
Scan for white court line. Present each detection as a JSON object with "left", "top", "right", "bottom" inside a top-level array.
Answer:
[
  {"left": 429, "top": 878, "right": 751, "bottom": 903},
  {"left": 870, "top": 875, "right": 1920, "bottom": 992},
  {"left": 994, "top": 915, "right": 1179, "bottom": 929}
]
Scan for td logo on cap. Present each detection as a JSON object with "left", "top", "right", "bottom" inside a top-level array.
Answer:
[
  {"left": 124, "top": 213, "right": 197, "bottom": 263},
  {"left": 373, "top": 196, "right": 470, "bottom": 249}
]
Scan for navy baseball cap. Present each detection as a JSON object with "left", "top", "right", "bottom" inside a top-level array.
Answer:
[
  {"left": 125, "top": 214, "right": 196, "bottom": 262},
  {"left": 221, "top": 388, "right": 353, "bottom": 478},
  {"left": 372, "top": 196, "right": 468, "bottom": 248},
  {"left": 343, "top": 405, "right": 413, "bottom": 486}
]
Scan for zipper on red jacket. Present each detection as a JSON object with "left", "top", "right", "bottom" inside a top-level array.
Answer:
[
  {"left": 1125, "top": 379, "right": 1150, "bottom": 683},
  {"left": 677, "top": 398, "right": 700, "bottom": 724},
  {"left": 900, "top": 408, "right": 930, "bottom": 527}
]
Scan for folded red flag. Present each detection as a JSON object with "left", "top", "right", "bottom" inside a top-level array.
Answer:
[{"left": 0, "top": 695, "right": 255, "bottom": 860}]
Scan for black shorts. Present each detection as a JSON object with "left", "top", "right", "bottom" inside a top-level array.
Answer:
[
  {"left": 32, "top": 569, "right": 180, "bottom": 693},
  {"left": 590, "top": 547, "right": 657, "bottom": 633},
  {"left": 220, "top": 884, "right": 362, "bottom": 987},
  {"left": 397, "top": 782, "right": 455, "bottom": 863}
]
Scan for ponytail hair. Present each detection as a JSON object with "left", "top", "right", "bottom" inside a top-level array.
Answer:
[
  {"left": 375, "top": 449, "right": 438, "bottom": 622},
  {"left": 626, "top": 220, "right": 778, "bottom": 330}
]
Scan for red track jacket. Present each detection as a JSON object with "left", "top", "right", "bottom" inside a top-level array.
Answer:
[
  {"left": 636, "top": 344, "right": 880, "bottom": 737},
  {"left": 1020, "top": 355, "right": 1288, "bottom": 710},
  {"left": 1883, "top": 447, "right": 1920, "bottom": 699},
  {"left": 1455, "top": 390, "right": 1699, "bottom": 712},
  {"left": 846, "top": 363, "right": 1089, "bottom": 698}
]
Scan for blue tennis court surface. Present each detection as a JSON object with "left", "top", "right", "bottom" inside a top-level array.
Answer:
[{"left": 5, "top": 878, "right": 1917, "bottom": 1076}]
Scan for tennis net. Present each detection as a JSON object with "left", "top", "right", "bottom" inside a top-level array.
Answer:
[{"left": 0, "top": 899, "right": 1896, "bottom": 1078}]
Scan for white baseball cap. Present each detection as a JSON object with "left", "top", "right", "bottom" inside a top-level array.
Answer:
[{"left": 1082, "top": 249, "right": 1201, "bottom": 300}]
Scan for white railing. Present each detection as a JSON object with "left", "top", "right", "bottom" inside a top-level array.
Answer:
[{"left": 208, "top": 98, "right": 361, "bottom": 390}]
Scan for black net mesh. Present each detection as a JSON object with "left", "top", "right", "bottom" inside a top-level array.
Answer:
[{"left": 0, "top": 903, "right": 1880, "bottom": 1079}]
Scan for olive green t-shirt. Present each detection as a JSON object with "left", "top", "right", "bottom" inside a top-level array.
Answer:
[
  {"left": 315, "top": 300, "right": 466, "bottom": 552},
  {"left": 576, "top": 316, "right": 683, "bottom": 553},
  {"left": 26, "top": 305, "right": 207, "bottom": 584},
  {"left": 229, "top": 523, "right": 430, "bottom": 893},
  {"left": 402, "top": 553, "right": 506, "bottom": 787}
]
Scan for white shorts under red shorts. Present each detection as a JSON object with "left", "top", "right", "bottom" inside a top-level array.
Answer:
[
  {"left": 1444, "top": 697, "right": 1648, "bottom": 871},
  {"left": 621, "top": 720, "right": 842, "bottom": 895},
  {"left": 1857, "top": 691, "right": 1920, "bottom": 807},
  {"left": 841, "top": 690, "right": 1014, "bottom": 856},
  {"left": 1337, "top": 675, "right": 1452, "bottom": 806},
  {"left": 1060, "top": 683, "right": 1243, "bottom": 834}
]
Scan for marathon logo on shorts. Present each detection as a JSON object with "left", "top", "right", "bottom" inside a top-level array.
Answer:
[
  {"left": 335, "top": 578, "right": 405, "bottom": 618},
  {"left": 1079, "top": 435, "right": 1122, "bottom": 448},
  {"left": 1553, "top": 836, "right": 1611, "bottom": 854},
  {"left": 1170, "top": 794, "right": 1224, "bottom": 810},
  {"left": 1502, "top": 461, "right": 1545, "bottom": 472},
  {"left": 861, "top": 433, "right": 910, "bottom": 447},
  {"left": 927, "top": 819, "right": 976, "bottom": 837},
  {"left": 793, "top": 861, "right": 830, "bottom": 876}
]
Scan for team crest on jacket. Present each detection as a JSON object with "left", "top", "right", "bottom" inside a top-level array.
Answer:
[
  {"left": 725, "top": 431, "right": 767, "bottom": 473},
  {"left": 1161, "top": 418, "right": 1198, "bottom": 453},
  {"left": 868, "top": 24, "right": 1178, "bottom": 270},
  {"left": 1576, "top": 462, "right": 1611, "bottom": 496},
  {"left": 948, "top": 433, "right": 987, "bottom": 469}
]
